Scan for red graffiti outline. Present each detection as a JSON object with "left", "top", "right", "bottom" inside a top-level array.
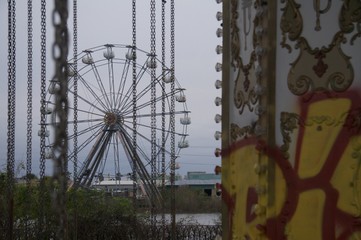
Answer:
[{"left": 222, "top": 90, "right": 361, "bottom": 239}]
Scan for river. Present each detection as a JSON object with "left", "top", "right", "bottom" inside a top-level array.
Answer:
[{"left": 156, "top": 213, "right": 221, "bottom": 225}]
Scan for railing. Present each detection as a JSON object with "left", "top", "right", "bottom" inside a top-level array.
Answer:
[{"left": 1, "top": 223, "right": 222, "bottom": 240}]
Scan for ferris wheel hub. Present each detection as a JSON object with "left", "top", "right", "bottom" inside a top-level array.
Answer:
[{"left": 104, "top": 110, "right": 123, "bottom": 128}]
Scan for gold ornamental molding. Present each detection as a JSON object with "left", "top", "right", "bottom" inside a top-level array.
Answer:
[
  {"left": 230, "top": 123, "right": 253, "bottom": 142},
  {"left": 339, "top": 0, "right": 361, "bottom": 44},
  {"left": 314, "top": 0, "right": 332, "bottom": 31},
  {"left": 280, "top": 108, "right": 361, "bottom": 159},
  {"left": 280, "top": 0, "right": 303, "bottom": 52},
  {"left": 280, "top": 0, "right": 361, "bottom": 97},
  {"left": 230, "top": 0, "right": 260, "bottom": 115},
  {"left": 233, "top": 53, "right": 258, "bottom": 114},
  {"left": 288, "top": 33, "right": 354, "bottom": 96}
]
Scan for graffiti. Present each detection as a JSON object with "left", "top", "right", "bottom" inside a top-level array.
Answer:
[{"left": 222, "top": 91, "right": 361, "bottom": 239}]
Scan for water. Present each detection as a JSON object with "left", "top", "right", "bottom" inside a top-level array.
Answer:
[{"left": 156, "top": 213, "right": 221, "bottom": 225}]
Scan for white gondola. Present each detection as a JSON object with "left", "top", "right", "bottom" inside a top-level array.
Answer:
[
  {"left": 146, "top": 58, "right": 157, "bottom": 69},
  {"left": 126, "top": 52, "right": 136, "bottom": 60},
  {"left": 38, "top": 129, "right": 50, "bottom": 137},
  {"left": 82, "top": 55, "right": 94, "bottom": 64},
  {"left": 175, "top": 162, "right": 180, "bottom": 169},
  {"left": 178, "top": 140, "right": 189, "bottom": 148},
  {"left": 48, "top": 82, "right": 59, "bottom": 94},
  {"left": 103, "top": 48, "right": 115, "bottom": 59},
  {"left": 180, "top": 116, "right": 191, "bottom": 125},
  {"left": 176, "top": 94, "right": 186, "bottom": 103},
  {"left": 67, "top": 65, "right": 76, "bottom": 77},
  {"left": 45, "top": 149, "right": 54, "bottom": 159},
  {"left": 163, "top": 75, "right": 173, "bottom": 83},
  {"left": 41, "top": 106, "right": 52, "bottom": 115}
]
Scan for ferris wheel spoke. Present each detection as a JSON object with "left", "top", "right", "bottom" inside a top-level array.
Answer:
[
  {"left": 68, "top": 125, "right": 102, "bottom": 161},
  {"left": 122, "top": 123, "right": 172, "bottom": 156},
  {"left": 117, "top": 129, "right": 161, "bottom": 202},
  {"left": 119, "top": 127, "right": 152, "bottom": 165},
  {"left": 121, "top": 86, "right": 177, "bottom": 115},
  {"left": 113, "top": 134, "right": 122, "bottom": 177},
  {"left": 68, "top": 88, "right": 107, "bottom": 114},
  {"left": 88, "top": 57, "right": 112, "bottom": 109},
  {"left": 43, "top": 118, "right": 103, "bottom": 126},
  {"left": 107, "top": 58, "right": 116, "bottom": 109},
  {"left": 119, "top": 73, "right": 154, "bottom": 112},
  {"left": 68, "top": 121, "right": 103, "bottom": 141},
  {"left": 97, "top": 133, "right": 113, "bottom": 177},
  {"left": 114, "top": 58, "right": 131, "bottom": 109},
  {"left": 46, "top": 100, "right": 104, "bottom": 118},
  {"left": 116, "top": 61, "right": 149, "bottom": 110},
  {"left": 133, "top": 73, "right": 171, "bottom": 105},
  {"left": 77, "top": 130, "right": 113, "bottom": 187},
  {"left": 75, "top": 73, "right": 110, "bottom": 111},
  {"left": 68, "top": 70, "right": 110, "bottom": 111},
  {"left": 123, "top": 110, "right": 189, "bottom": 119},
  {"left": 123, "top": 119, "right": 180, "bottom": 137}
]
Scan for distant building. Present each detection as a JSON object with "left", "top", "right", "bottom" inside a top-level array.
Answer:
[
  {"left": 168, "top": 171, "right": 221, "bottom": 197},
  {"left": 92, "top": 177, "right": 136, "bottom": 197}
]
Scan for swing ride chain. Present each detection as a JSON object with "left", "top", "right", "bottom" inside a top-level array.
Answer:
[
  {"left": 161, "top": 0, "right": 166, "bottom": 233},
  {"left": 131, "top": 0, "right": 138, "bottom": 211},
  {"left": 52, "top": 0, "right": 69, "bottom": 238},
  {"left": 73, "top": 0, "right": 78, "bottom": 184},
  {"left": 72, "top": 0, "right": 79, "bottom": 238},
  {"left": 170, "top": 0, "right": 176, "bottom": 237},
  {"left": 38, "top": 0, "right": 47, "bottom": 236},
  {"left": 6, "top": 0, "right": 16, "bottom": 238},
  {"left": 26, "top": 0, "right": 33, "bottom": 236},
  {"left": 150, "top": 0, "right": 157, "bottom": 228}
]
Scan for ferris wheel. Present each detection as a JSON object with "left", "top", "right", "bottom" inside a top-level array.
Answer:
[{"left": 42, "top": 44, "right": 190, "bottom": 190}]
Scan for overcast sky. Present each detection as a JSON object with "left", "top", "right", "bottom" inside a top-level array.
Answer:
[{"left": 0, "top": 0, "right": 222, "bottom": 177}]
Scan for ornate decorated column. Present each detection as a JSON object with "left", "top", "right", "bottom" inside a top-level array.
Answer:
[{"left": 220, "top": 0, "right": 361, "bottom": 239}]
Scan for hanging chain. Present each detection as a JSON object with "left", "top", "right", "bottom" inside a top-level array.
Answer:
[
  {"left": 52, "top": 0, "right": 69, "bottom": 239},
  {"left": 150, "top": 0, "right": 157, "bottom": 229},
  {"left": 170, "top": 0, "right": 176, "bottom": 237},
  {"left": 6, "top": 0, "right": 16, "bottom": 239},
  {"left": 161, "top": 0, "right": 166, "bottom": 235},
  {"left": 72, "top": 0, "right": 78, "bottom": 238},
  {"left": 72, "top": 0, "right": 78, "bottom": 184},
  {"left": 131, "top": 0, "right": 138, "bottom": 212},
  {"left": 38, "top": 0, "right": 47, "bottom": 237},
  {"left": 25, "top": 0, "right": 33, "bottom": 237}
]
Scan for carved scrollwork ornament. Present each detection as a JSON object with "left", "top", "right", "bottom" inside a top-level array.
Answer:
[
  {"left": 280, "top": 0, "right": 303, "bottom": 52},
  {"left": 280, "top": 109, "right": 360, "bottom": 159},
  {"left": 280, "top": 112, "right": 300, "bottom": 159},
  {"left": 339, "top": 0, "right": 361, "bottom": 45},
  {"left": 233, "top": 52, "right": 259, "bottom": 114},
  {"left": 313, "top": 0, "right": 332, "bottom": 31},
  {"left": 230, "top": 123, "right": 253, "bottom": 142},
  {"left": 288, "top": 32, "right": 353, "bottom": 97},
  {"left": 231, "top": 0, "right": 241, "bottom": 69}
]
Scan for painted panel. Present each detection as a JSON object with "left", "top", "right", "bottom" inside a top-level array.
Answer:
[{"left": 222, "top": 0, "right": 361, "bottom": 239}]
